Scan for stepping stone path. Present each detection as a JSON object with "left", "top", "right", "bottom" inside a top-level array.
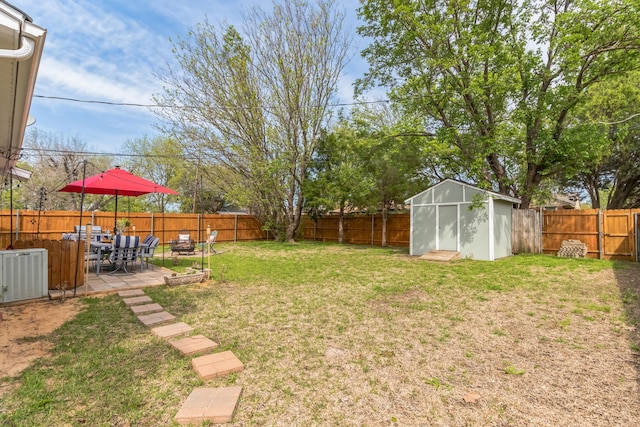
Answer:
[
  {"left": 137, "top": 311, "right": 176, "bottom": 326},
  {"left": 170, "top": 335, "right": 218, "bottom": 356},
  {"left": 122, "top": 295, "right": 153, "bottom": 306},
  {"left": 192, "top": 350, "right": 244, "bottom": 380},
  {"left": 130, "top": 303, "right": 163, "bottom": 315},
  {"left": 116, "top": 289, "right": 243, "bottom": 424},
  {"left": 174, "top": 387, "right": 243, "bottom": 425},
  {"left": 152, "top": 322, "right": 194, "bottom": 339}
]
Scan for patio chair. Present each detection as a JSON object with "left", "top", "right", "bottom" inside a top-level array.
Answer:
[
  {"left": 109, "top": 235, "right": 140, "bottom": 275},
  {"left": 139, "top": 236, "right": 160, "bottom": 271},
  {"left": 83, "top": 241, "right": 100, "bottom": 271},
  {"left": 169, "top": 230, "right": 195, "bottom": 255},
  {"left": 202, "top": 230, "right": 218, "bottom": 254}
]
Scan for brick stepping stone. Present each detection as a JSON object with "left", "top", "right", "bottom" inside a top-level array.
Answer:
[
  {"left": 123, "top": 295, "right": 153, "bottom": 306},
  {"left": 170, "top": 335, "right": 218, "bottom": 356},
  {"left": 137, "top": 311, "right": 176, "bottom": 326},
  {"left": 192, "top": 350, "right": 244, "bottom": 380},
  {"left": 152, "top": 322, "right": 194, "bottom": 338},
  {"left": 117, "top": 289, "right": 145, "bottom": 297},
  {"left": 174, "top": 387, "right": 242, "bottom": 425},
  {"left": 130, "top": 303, "right": 163, "bottom": 315}
]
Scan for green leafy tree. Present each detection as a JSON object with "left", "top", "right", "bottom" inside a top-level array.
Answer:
[
  {"left": 305, "top": 119, "right": 372, "bottom": 243},
  {"left": 563, "top": 72, "right": 640, "bottom": 208},
  {"left": 22, "top": 129, "right": 112, "bottom": 211},
  {"left": 351, "top": 103, "right": 429, "bottom": 246},
  {"left": 155, "top": 0, "right": 352, "bottom": 241},
  {"left": 357, "top": 0, "right": 640, "bottom": 208},
  {"left": 120, "top": 135, "right": 181, "bottom": 213}
]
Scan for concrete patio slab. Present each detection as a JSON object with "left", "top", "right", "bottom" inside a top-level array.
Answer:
[
  {"left": 192, "top": 350, "right": 244, "bottom": 380},
  {"left": 130, "top": 303, "right": 163, "bottom": 315},
  {"left": 122, "top": 295, "right": 153, "bottom": 306},
  {"left": 137, "top": 311, "right": 176, "bottom": 326},
  {"left": 152, "top": 322, "right": 194, "bottom": 338},
  {"left": 174, "top": 387, "right": 242, "bottom": 425},
  {"left": 170, "top": 335, "right": 218, "bottom": 356}
]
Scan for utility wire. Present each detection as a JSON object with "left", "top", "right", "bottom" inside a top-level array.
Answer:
[
  {"left": 33, "top": 94, "right": 389, "bottom": 109},
  {"left": 20, "top": 147, "right": 201, "bottom": 160},
  {"left": 33, "top": 94, "right": 640, "bottom": 125}
]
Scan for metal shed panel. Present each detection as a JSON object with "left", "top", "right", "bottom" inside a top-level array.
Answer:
[
  {"left": 433, "top": 180, "right": 464, "bottom": 204},
  {"left": 464, "top": 187, "right": 484, "bottom": 203},
  {"left": 459, "top": 203, "right": 491, "bottom": 260},
  {"left": 492, "top": 200, "right": 513, "bottom": 259},
  {"left": 411, "top": 205, "right": 436, "bottom": 255},
  {"left": 412, "top": 188, "right": 433, "bottom": 205}
]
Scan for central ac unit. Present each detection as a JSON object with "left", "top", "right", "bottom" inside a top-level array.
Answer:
[{"left": 0, "top": 249, "right": 48, "bottom": 304}]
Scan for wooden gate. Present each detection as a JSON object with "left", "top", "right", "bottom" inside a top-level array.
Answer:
[{"left": 602, "top": 209, "right": 637, "bottom": 261}]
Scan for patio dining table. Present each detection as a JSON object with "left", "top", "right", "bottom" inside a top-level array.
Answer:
[
  {"left": 90, "top": 241, "right": 113, "bottom": 276},
  {"left": 90, "top": 241, "right": 148, "bottom": 276}
]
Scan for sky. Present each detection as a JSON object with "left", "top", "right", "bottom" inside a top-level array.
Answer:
[{"left": 17, "top": 0, "right": 376, "bottom": 154}]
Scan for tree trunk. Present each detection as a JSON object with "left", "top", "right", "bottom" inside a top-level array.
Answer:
[
  {"left": 284, "top": 192, "right": 305, "bottom": 243},
  {"left": 338, "top": 205, "right": 345, "bottom": 244},
  {"left": 381, "top": 204, "right": 388, "bottom": 247}
]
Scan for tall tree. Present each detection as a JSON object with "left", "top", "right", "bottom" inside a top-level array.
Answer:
[
  {"left": 22, "top": 129, "right": 112, "bottom": 211},
  {"left": 351, "top": 103, "right": 428, "bottom": 246},
  {"left": 563, "top": 72, "right": 640, "bottom": 209},
  {"left": 357, "top": 0, "right": 640, "bottom": 208},
  {"left": 154, "top": 0, "right": 352, "bottom": 241},
  {"left": 121, "top": 135, "right": 181, "bottom": 213},
  {"left": 305, "top": 119, "right": 372, "bottom": 243}
]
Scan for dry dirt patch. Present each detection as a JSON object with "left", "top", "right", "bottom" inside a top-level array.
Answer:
[{"left": 0, "top": 299, "right": 83, "bottom": 381}]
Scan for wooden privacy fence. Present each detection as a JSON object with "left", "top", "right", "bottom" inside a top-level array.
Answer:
[
  {"left": 13, "top": 239, "right": 84, "bottom": 290},
  {"left": 0, "top": 210, "right": 268, "bottom": 249},
  {"left": 512, "top": 209, "right": 543, "bottom": 254},
  {"left": 542, "top": 209, "right": 640, "bottom": 261},
  {"left": 2, "top": 208, "right": 639, "bottom": 261},
  {"left": 300, "top": 213, "right": 410, "bottom": 247}
]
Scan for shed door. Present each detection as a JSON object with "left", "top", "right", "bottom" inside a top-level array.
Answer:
[{"left": 438, "top": 205, "right": 458, "bottom": 251}]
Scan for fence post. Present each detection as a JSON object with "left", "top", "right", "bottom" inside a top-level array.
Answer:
[
  {"left": 234, "top": 214, "right": 238, "bottom": 242},
  {"left": 371, "top": 215, "right": 374, "bottom": 246},
  {"left": 538, "top": 209, "right": 543, "bottom": 253},
  {"left": 313, "top": 220, "right": 316, "bottom": 241},
  {"left": 633, "top": 212, "right": 640, "bottom": 262},
  {"left": 598, "top": 209, "right": 603, "bottom": 260},
  {"left": 15, "top": 209, "right": 20, "bottom": 242},
  {"left": 151, "top": 212, "right": 154, "bottom": 235}
]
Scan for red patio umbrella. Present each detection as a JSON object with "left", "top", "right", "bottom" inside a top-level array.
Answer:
[{"left": 59, "top": 166, "right": 179, "bottom": 233}]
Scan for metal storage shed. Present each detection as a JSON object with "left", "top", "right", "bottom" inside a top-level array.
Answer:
[{"left": 405, "top": 179, "right": 521, "bottom": 261}]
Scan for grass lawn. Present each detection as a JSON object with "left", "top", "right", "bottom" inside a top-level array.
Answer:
[{"left": 2, "top": 241, "right": 640, "bottom": 426}]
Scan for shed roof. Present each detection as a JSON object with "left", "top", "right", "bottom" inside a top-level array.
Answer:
[{"left": 405, "top": 179, "right": 521, "bottom": 205}]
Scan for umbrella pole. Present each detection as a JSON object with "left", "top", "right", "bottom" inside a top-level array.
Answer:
[
  {"left": 161, "top": 203, "right": 165, "bottom": 267},
  {"left": 114, "top": 190, "right": 118, "bottom": 234},
  {"left": 74, "top": 160, "right": 87, "bottom": 297}
]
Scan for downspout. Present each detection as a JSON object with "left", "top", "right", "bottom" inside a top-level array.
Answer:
[{"left": 0, "top": 36, "right": 35, "bottom": 60}]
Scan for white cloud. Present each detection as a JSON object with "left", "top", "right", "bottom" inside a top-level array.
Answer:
[{"left": 38, "top": 56, "right": 156, "bottom": 104}]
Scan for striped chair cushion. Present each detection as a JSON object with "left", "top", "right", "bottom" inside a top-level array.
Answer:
[{"left": 114, "top": 235, "right": 140, "bottom": 248}]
